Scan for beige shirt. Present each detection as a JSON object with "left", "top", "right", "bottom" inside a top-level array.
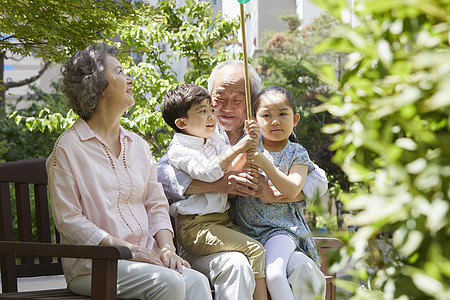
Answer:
[{"left": 46, "top": 118, "right": 172, "bottom": 284}]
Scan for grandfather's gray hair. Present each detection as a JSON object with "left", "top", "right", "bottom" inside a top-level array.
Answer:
[
  {"left": 207, "top": 60, "right": 261, "bottom": 100},
  {"left": 61, "top": 43, "right": 119, "bottom": 120}
]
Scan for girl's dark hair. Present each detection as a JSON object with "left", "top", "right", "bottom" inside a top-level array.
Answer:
[
  {"left": 253, "top": 86, "right": 299, "bottom": 143},
  {"left": 161, "top": 84, "right": 211, "bottom": 133},
  {"left": 61, "top": 43, "right": 119, "bottom": 120}
]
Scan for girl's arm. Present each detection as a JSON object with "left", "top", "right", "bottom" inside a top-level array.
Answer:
[
  {"left": 255, "top": 175, "right": 307, "bottom": 203},
  {"left": 247, "top": 150, "right": 308, "bottom": 199}
]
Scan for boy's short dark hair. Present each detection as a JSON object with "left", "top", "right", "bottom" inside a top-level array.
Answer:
[{"left": 162, "top": 84, "right": 211, "bottom": 133}]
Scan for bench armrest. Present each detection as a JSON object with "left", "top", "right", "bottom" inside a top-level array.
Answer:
[
  {"left": 0, "top": 241, "right": 132, "bottom": 299},
  {"left": 0, "top": 241, "right": 132, "bottom": 260},
  {"left": 313, "top": 237, "right": 342, "bottom": 277},
  {"left": 313, "top": 237, "right": 343, "bottom": 249}
]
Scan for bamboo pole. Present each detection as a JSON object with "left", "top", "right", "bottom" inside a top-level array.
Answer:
[{"left": 239, "top": 3, "right": 252, "bottom": 120}]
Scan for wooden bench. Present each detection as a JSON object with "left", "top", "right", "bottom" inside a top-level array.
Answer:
[
  {"left": 314, "top": 237, "right": 341, "bottom": 300},
  {"left": 0, "top": 157, "right": 340, "bottom": 299},
  {"left": 0, "top": 158, "right": 132, "bottom": 299}
]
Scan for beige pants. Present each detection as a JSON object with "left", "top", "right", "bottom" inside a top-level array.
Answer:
[
  {"left": 69, "top": 260, "right": 212, "bottom": 300},
  {"left": 177, "top": 212, "right": 265, "bottom": 279},
  {"left": 181, "top": 250, "right": 326, "bottom": 300},
  {"left": 181, "top": 250, "right": 255, "bottom": 300}
]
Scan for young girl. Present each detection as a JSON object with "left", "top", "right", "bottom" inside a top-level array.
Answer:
[{"left": 231, "top": 86, "right": 322, "bottom": 300}]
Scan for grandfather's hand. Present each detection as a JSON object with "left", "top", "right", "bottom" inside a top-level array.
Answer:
[
  {"left": 226, "top": 171, "right": 259, "bottom": 197},
  {"left": 254, "top": 176, "right": 279, "bottom": 203},
  {"left": 159, "top": 248, "right": 191, "bottom": 273}
]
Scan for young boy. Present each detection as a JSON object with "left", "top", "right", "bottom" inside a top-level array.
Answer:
[{"left": 161, "top": 83, "right": 267, "bottom": 296}]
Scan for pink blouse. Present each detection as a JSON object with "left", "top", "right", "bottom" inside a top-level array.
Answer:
[{"left": 46, "top": 118, "right": 173, "bottom": 284}]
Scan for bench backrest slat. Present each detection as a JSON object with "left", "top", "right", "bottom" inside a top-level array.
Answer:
[
  {"left": 0, "top": 158, "right": 63, "bottom": 293},
  {"left": 35, "top": 183, "right": 53, "bottom": 264},
  {"left": 0, "top": 181, "right": 18, "bottom": 293},
  {"left": 35, "top": 184, "right": 52, "bottom": 243},
  {"left": 0, "top": 182, "right": 14, "bottom": 242}
]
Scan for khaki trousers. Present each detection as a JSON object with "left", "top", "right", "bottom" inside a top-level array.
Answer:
[{"left": 177, "top": 212, "right": 265, "bottom": 279}]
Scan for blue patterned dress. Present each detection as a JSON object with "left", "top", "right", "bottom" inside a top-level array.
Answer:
[{"left": 230, "top": 140, "right": 320, "bottom": 264}]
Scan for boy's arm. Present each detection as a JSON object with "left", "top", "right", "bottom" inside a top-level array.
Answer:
[
  {"left": 169, "top": 148, "right": 224, "bottom": 183},
  {"left": 217, "top": 135, "right": 255, "bottom": 170},
  {"left": 217, "top": 119, "right": 259, "bottom": 170},
  {"left": 227, "top": 153, "right": 247, "bottom": 172},
  {"left": 157, "top": 151, "right": 192, "bottom": 201}
]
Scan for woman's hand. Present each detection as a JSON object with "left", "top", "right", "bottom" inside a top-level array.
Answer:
[
  {"left": 159, "top": 248, "right": 191, "bottom": 273},
  {"left": 154, "top": 229, "right": 190, "bottom": 274},
  {"left": 129, "top": 244, "right": 164, "bottom": 266},
  {"left": 100, "top": 235, "right": 164, "bottom": 266}
]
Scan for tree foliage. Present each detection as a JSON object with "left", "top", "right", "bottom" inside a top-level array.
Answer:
[
  {"left": 311, "top": 0, "right": 450, "bottom": 298},
  {"left": 0, "top": 0, "right": 137, "bottom": 108},
  {"left": 9, "top": 0, "right": 240, "bottom": 159},
  {"left": 0, "top": 0, "right": 135, "bottom": 62},
  {"left": 1, "top": 82, "right": 67, "bottom": 162},
  {"left": 111, "top": 0, "right": 240, "bottom": 157},
  {"left": 251, "top": 13, "right": 350, "bottom": 198}
]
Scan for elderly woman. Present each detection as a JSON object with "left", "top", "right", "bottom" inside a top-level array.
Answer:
[{"left": 46, "top": 43, "right": 212, "bottom": 299}]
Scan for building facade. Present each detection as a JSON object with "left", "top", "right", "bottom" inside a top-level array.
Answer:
[{"left": 4, "top": 0, "right": 340, "bottom": 105}]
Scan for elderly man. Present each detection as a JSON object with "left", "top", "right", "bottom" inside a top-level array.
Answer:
[{"left": 157, "top": 60, "right": 327, "bottom": 300}]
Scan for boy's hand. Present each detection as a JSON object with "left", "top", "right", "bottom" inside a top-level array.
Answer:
[
  {"left": 239, "top": 120, "right": 259, "bottom": 151},
  {"left": 240, "top": 135, "right": 258, "bottom": 151}
]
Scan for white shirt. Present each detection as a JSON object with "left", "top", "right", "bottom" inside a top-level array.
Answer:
[{"left": 167, "top": 132, "right": 231, "bottom": 216}]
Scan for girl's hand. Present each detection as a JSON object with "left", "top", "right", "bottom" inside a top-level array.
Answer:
[
  {"left": 159, "top": 248, "right": 191, "bottom": 273},
  {"left": 129, "top": 244, "right": 164, "bottom": 266},
  {"left": 245, "top": 119, "right": 260, "bottom": 139},
  {"left": 246, "top": 149, "right": 267, "bottom": 170}
]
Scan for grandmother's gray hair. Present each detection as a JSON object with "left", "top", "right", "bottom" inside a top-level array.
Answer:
[
  {"left": 61, "top": 43, "right": 119, "bottom": 120},
  {"left": 207, "top": 60, "right": 261, "bottom": 100}
]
